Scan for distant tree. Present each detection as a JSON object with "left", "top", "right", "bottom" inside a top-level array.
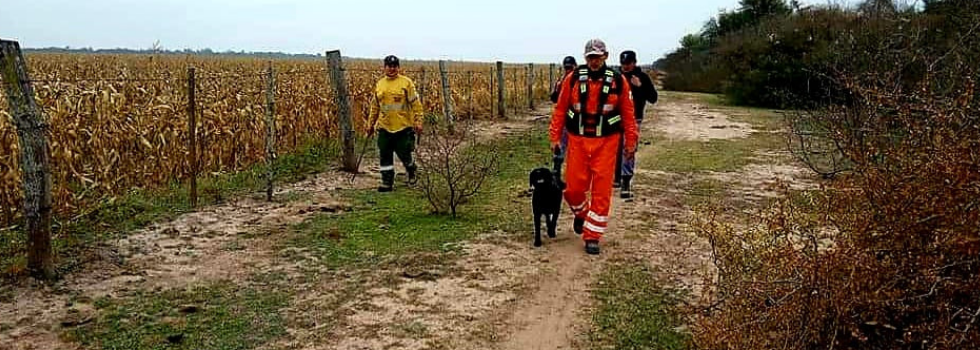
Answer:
[{"left": 858, "top": 0, "right": 897, "bottom": 17}]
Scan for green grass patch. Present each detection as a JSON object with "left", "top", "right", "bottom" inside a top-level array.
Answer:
[
  {"left": 589, "top": 261, "right": 690, "bottom": 350},
  {"left": 1, "top": 140, "right": 338, "bottom": 279},
  {"left": 643, "top": 132, "right": 784, "bottom": 173},
  {"left": 68, "top": 284, "right": 287, "bottom": 350},
  {"left": 683, "top": 178, "right": 726, "bottom": 207},
  {"left": 289, "top": 127, "right": 552, "bottom": 268}
]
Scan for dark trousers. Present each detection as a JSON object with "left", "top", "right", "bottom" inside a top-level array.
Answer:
[{"left": 378, "top": 128, "right": 416, "bottom": 186}]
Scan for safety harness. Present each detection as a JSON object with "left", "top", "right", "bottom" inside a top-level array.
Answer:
[{"left": 566, "top": 66, "right": 623, "bottom": 137}]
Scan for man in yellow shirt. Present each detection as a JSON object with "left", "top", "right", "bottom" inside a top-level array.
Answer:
[{"left": 368, "top": 55, "right": 424, "bottom": 192}]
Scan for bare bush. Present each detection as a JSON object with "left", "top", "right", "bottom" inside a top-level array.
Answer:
[
  {"left": 693, "top": 6, "right": 980, "bottom": 350},
  {"left": 415, "top": 121, "right": 499, "bottom": 218}
]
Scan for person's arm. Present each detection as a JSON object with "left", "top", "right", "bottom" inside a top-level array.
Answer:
[
  {"left": 618, "top": 76, "right": 638, "bottom": 156},
  {"left": 406, "top": 79, "right": 424, "bottom": 132},
  {"left": 641, "top": 72, "right": 658, "bottom": 104},
  {"left": 550, "top": 74, "right": 573, "bottom": 153}
]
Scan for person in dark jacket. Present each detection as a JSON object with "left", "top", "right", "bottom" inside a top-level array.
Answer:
[
  {"left": 615, "top": 50, "right": 658, "bottom": 199},
  {"left": 550, "top": 56, "right": 578, "bottom": 103}
]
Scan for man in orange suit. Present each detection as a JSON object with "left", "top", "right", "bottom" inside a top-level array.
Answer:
[{"left": 550, "top": 38, "right": 638, "bottom": 255}]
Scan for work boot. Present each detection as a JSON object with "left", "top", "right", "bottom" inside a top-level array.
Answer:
[
  {"left": 585, "top": 240, "right": 601, "bottom": 255},
  {"left": 379, "top": 170, "right": 395, "bottom": 192},
  {"left": 573, "top": 217, "right": 585, "bottom": 235},
  {"left": 406, "top": 165, "right": 418, "bottom": 185},
  {"left": 620, "top": 176, "right": 633, "bottom": 200}
]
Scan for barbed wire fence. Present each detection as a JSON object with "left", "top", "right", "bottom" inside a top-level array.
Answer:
[{"left": 1, "top": 41, "right": 563, "bottom": 236}]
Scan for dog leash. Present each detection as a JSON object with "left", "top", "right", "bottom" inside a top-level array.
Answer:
[{"left": 552, "top": 148, "right": 564, "bottom": 182}]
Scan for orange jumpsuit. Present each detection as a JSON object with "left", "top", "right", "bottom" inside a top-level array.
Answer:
[{"left": 550, "top": 67, "right": 637, "bottom": 242}]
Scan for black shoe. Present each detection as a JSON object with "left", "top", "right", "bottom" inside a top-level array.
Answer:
[
  {"left": 406, "top": 167, "right": 418, "bottom": 185},
  {"left": 573, "top": 217, "right": 584, "bottom": 235},
  {"left": 585, "top": 240, "right": 601, "bottom": 255},
  {"left": 620, "top": 177, "right": 633, "bottom": 199},
  {"left": 377, "top": 185, "right": 393, "bottom": 193}
]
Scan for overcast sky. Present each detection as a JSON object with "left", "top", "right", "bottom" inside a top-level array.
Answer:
[{"left": 2, "top": 0, "right": 844, "bottom": 63}]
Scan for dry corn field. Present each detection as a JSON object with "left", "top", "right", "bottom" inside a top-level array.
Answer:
[{"left": 0, "top": 53, "right": 558, "bottom": 226}]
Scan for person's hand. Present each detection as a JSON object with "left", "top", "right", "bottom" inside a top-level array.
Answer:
[
  {"left": 625, "top": 148, "right": 636, "bottom": 160},
  {"left": 630, "top": 76, "right": 642, "bottom": 87},
  {"left": 551, "top": 143, "right": 562, "bottom": 155},
  {"left": 414, "top": 124, "right": 423, "bottom": 134}
]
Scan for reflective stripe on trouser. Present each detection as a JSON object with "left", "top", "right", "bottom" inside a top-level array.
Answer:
[
  {"left": 563, "top": 133, "right": 619, "bottom": 242},
  {"left": 618, "top": 118, "right": 642, "bottom": 177},
  {"left": 378, "top": 128, "right": 417, "bottom": 186}
]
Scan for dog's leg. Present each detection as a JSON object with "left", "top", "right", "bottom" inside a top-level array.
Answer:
[
  {"left": 533, "top": 212, "right": 543, "bottom": 247},
  {"left": 547, "top": 212, "right": 558, "bottom": 238}
]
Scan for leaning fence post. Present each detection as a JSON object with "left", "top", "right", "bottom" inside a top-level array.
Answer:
[
  {"left": 1, "top": 39, "right": 55, "bottom": 279},
  {"left": 496, "top": 61, "right": 505, "bottom": 119},
  {"left": 527, "top": 63, "right": 534, "bottom": 110},
  {"left": 264, "top": 61, "right": 277, "bottom": 201},
  {"left": 438, "top": 60, "right": 455, "bottom": 128},
  {"left": 326, "top": 50, "right": 356, "bottom": 172},
  {"left": 186, "top": 66, "right": 198, "bottom": 208}
]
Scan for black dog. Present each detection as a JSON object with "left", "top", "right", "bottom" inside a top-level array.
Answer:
[{"left": 529, "top": 155, "right": 565, "bottom": 247}]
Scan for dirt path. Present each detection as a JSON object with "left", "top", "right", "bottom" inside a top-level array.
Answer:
[
  {"left": 496, "top": 232, "right": 601, "bottom": 350},
  {"left": 490, "top": 94, "right": 815, "bottom": 350}
]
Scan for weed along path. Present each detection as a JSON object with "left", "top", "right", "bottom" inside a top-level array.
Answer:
[{"left": 0, "top": 94, "right": 816, "bottom": 350}]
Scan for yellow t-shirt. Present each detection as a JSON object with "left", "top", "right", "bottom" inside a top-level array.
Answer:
[{"left": 369, "top": 75, "right": 423, "bottom": 133}]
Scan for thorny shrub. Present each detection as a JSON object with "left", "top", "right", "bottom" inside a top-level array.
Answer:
[
  {"left": 414, "top": 120, "right": 499, "bottom": 218},
  {"left": 692, "top": 6, "right": 980, "bottom": 350}
]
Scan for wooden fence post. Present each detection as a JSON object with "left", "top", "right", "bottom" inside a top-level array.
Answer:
[
  {"left": 0, "top": 39, "right": 55, "bottom": 279},
  {"left": 186, "top": 67, "right": 198, "bottom": 208},
  {"left": 264, "top": 62, "right": 276, "bottom": 202},
  {"left": 489, "top": 67, "right": 495, "bottom": 118},
  {"left": 527, "top": 63, "right": 534, "bottom": 110},
  {"left": 466, "top": 71, "right": 473, "bottom": 119},
  {"left": 496, "top": 61, "right": 505, "bottom": 119},
  {"left": 511, "top": 69, "right": 518, "bottom": 113},
  {"left": 438, "top": 60, "right": 455, "bottom": 127},
  {"left": 549, "top": 63, "right": 555, "bottom": 96},
  {"left": 420, "top": 67, "right": 427, "bottom": 109},
  {"left": 326, "top": 50, "right": 356, "bottom": 172}
]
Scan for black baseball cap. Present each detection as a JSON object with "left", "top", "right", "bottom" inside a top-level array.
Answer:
[
  {"left": 562, "top": 56, "right": 577, "bottom": 67},
  {"left": 619, "top": 50, "right": 637, "bottom": 64},
  {"left": 383, "top": 55, "right": 400, "bottom": 67}
]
